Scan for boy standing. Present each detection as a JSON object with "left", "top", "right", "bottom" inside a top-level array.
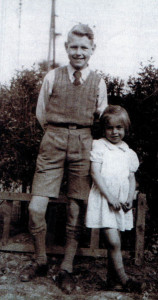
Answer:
[{"left": 20, "top": 24, "right": 107, "bottom": 293}]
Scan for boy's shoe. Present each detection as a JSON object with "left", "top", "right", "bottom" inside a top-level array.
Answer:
[
  {"left": 20, "top": 262, "right": 48, "bottom": 282},
  {"left": 57, "top": 270, "right": 75, "bottom": 294},
  {"left": 123, "top": 278, "right": 146, "bottom": 293}
]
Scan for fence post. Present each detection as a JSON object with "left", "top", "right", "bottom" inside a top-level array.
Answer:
[{"left": 135, "top": 193, "right": 147, "bottom": 265}]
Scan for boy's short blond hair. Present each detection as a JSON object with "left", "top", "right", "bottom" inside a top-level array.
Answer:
[{"left": 67, "top": 23, "right": 94, "bottom": 43}]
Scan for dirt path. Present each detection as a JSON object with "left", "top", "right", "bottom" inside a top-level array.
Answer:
[{"left": 0, "top": 252, "right": 157, "bottom": 300}]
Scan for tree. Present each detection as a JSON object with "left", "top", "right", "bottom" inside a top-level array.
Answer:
[
  {"left": 99, "top": 71, "right": 125, "bottom": 99},
  {"left": 125, "top": 60, "right": 158, "bottom": 216},
  {"left": 127, "top": 58, "right": 158, "bottom": 99}
]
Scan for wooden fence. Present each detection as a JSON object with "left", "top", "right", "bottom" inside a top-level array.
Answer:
[{"left": 0, "top": 191, "right": 147, "bottom": 265}]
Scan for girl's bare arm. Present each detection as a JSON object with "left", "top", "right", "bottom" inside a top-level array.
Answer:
[
  {"left": 91, "top": 162, "right": 121, "bottom": 210},
  {"left": 126, "top": 172, "right": 136, "bottom": 210}
]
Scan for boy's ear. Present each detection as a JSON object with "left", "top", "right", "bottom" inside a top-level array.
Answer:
[
  {"left": 65, "top": 42, "right": 68, "bottom": 52},
  {"left": 92, "top": 43, "right": 96, "bottom": 54}
]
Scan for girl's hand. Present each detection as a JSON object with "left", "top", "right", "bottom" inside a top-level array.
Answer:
[
  {"left": 121, "top": 201, "right": 133, "bottom": 212},
  {"left": 108, "top": 197, "right": 121, "bottom": 211}
]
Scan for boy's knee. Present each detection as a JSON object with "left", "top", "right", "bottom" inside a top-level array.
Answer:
[
  {"left": 29, "top": 196, "right": 48, "bottom": 215},
  {"left": 67, "top": 199, "right": 80, "bottom": 226},
  {"left": 29, "top": 196, "right": 48, "bottom": 231}
]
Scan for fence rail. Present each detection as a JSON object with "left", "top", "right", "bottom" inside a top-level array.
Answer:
[{"left": 0, "top": 192, "right": 147, "bottom": 265}]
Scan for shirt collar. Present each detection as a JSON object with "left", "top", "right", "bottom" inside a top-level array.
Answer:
[
  {"left": 101, "top": 138, "right": 129, "bottom": 152},
  {"left": 67, "top": 63, "right": 91, "bottom": 83}
]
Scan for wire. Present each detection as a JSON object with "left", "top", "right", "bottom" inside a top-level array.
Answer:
[{"left": 17, "top": 0, "right": 22, "bottom": 68}]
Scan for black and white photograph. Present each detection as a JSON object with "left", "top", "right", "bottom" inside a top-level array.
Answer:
[{"left": 0, "top": 0, "right": 158, "bottom": 299}]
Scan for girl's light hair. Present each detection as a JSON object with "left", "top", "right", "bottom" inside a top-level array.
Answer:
[{"left": 100, "top": 105, "right": 131, "bottom": 134}]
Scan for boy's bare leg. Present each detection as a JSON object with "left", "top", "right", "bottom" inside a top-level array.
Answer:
[{"left": 20, "top": 196, "right": 49, "bottom": 281}]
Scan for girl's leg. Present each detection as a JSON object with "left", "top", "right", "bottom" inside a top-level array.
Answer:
[{"left": 103, "top": 228, "right": 128, "bottom": 286}]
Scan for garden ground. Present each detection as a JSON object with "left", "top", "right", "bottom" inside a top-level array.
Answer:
[{"left": 0, "top": 250, "right": 157, "bottom": 300}]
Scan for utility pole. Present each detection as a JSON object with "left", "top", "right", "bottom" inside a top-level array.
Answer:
[{"left": 48, "top": 0, "right": 61, "bottom": 71}]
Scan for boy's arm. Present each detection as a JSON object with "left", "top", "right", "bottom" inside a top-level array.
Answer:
[
  {"left": 91, "top": 162, "right": 121, "bottom": 210},
  {"left": 36, "top": 78, "right": 48, "bottom": 130},
  {"left": 97, "top": 78, "right": 108, "bottom": 116},
  {"left": 36, "top": 70, "right": 55, "bottom": 130}
]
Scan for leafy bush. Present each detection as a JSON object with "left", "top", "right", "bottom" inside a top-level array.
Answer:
[
  {"left": 0, "top": 66, "right": 44, "bottom": 190},
  {"left": 0, "top": 60, "right": 157, "bottom": 207}
]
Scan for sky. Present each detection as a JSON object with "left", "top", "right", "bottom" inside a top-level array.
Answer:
[{"left": 0, "top": 0, "right": 158, "bottom": 84}]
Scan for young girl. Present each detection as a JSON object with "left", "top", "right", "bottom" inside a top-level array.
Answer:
[{"left": 86, "top": 105, "right": 143, "bottom": 293}]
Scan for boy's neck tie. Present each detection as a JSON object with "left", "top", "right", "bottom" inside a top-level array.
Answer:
[{"left": 73, "top": 71, "right": 82, "bottom": 86}]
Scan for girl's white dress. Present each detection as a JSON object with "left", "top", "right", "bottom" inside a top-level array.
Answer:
[{"left": 86, "top": 138, "right": 139, "bottom": 231}]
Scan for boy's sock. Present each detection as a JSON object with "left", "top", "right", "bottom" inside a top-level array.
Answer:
[
  {"left": 60, "top": 238, "right": 78, "bottom": 273},
  {"left": 20, "top": 230, "right": 47, "bottom": 282},
  {"left": 60, "top": 225, "right": 80, "bottom": 273},
  {"left": 34, "top": 230, "right": 47, "bottom": 265}
]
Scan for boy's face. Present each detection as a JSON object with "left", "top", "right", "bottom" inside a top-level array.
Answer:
[{"left": 65, "top": 34, "right": 95, "bottom": 70}]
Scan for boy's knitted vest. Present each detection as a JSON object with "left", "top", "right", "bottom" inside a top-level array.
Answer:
[{"left": 45, "top": 66, "right": 101, "bottom": 126}]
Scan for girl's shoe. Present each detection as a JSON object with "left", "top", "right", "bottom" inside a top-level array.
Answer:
[
  {"left": 105, "top": 278, "right": 123, "bottom": 291},
  {"left": 123, "top": 278, "right": 146, "bottom": 293},
  {"left": 105, "top": 278, "right": 145, "bottom": 293}
]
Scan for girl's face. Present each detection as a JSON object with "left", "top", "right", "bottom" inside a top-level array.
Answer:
[{"left": 104, "top": 115, "right": 125, "bottom": 145}]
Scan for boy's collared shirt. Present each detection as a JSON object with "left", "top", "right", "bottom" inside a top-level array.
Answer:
[
  {"left": 67, "top": 63, "right": 90, "bottom": 84},
  {"left": 36, "top": 64, "right": 108, "bottom": 129}
]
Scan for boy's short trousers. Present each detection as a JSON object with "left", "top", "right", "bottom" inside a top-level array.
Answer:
[{"left": 31, "top": 125, "right": 92, "bottom": 201}]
